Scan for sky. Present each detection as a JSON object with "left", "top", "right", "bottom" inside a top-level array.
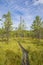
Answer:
[{"left": 0, "top": 0, "right": 43, "bottom": 30}]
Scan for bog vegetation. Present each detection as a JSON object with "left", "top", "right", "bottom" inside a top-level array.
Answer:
[{"left": 0, "top": 12, "right": 43, "bottom": 65}]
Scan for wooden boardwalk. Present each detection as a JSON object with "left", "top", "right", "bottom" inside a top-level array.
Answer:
[{"left": 17, "top": 41, "right": 30, "bottom": 65}]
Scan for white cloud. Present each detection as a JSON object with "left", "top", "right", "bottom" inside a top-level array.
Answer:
[
  {"left": 0, "top": 0, "right": 34, "bottom": 30},
  {"left": 23, "top": 14, "right": 33, "bottom": 30},
  {"left": 33, "top": 0, "right": 43, "bottom": 5},
  {"left": 10, "top": 4, "right": 33, "bottom": 30},
  {"left": 25, "top": 1, "right": 29, "bottom": 6}
]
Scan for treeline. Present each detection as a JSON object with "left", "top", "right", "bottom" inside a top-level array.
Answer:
[{"left": 0, "top": 12, "right": 43, "bottom": 43}]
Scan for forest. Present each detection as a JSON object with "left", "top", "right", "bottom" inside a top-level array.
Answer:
[{"left": 0, "top": 11, "right": 43, "bottom": 65}]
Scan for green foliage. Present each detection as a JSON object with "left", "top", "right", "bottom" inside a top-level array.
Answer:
[
  {"left": 31, "top": 16, "right": 42, "bottom": 39},
  {"left": 30, "top": 51, "right": 43, "bottom": 65},
  {"left": 2, "top": 11, "right": 12, "bottom": 43},
  {"left": 0, "top": 38, "right": 43, "bottom": 65},
  {"left": 0, "top": 47, "right": 5, "bottom": 65},
  {"left": 0, "top": 12, "right": 43, "bottom": 65},
  {"left": 3, "top": 11, "right": 12, "bottom": 31},
  {"left": 18, "top": 16, "right": 26, "bottom": 31}
]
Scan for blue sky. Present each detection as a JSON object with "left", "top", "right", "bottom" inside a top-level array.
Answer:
[{"left": 0, "top": 0, "right": 43, "bottom": 30}]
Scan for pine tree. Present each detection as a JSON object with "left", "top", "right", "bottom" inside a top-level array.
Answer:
[{"left": 3, "top": 11, "right": 12, "bottom": 43}]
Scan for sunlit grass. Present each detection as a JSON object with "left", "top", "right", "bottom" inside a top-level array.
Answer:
[{"left": 0, "top": 38, "right": 43, "bottom": 65}]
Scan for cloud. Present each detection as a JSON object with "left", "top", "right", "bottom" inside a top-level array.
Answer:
[
  {"left": 1, "top": 0, "right": 42, "bottom": 30},
  {"left": 22, "top": 14, "right": 33, "bottom": 30},
  {"left": 9, "top": 1, "right": 34, "bottom": 30},
  {"left": 25, "top": 1, "right": 29, "bottom": 6},
  {"left": 33, "top": 0, "right": 43, "bottom": 5},
  {"left": 10, "top": 2, "right": 34, "bottom": 30}
]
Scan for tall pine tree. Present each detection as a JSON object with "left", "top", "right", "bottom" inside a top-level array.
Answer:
[{"left": 3, "top": 12, "right": 12, "bottom": 43}]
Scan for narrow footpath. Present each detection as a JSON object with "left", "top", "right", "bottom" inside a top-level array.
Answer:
[{"left": 16, "top": 40, "right": 30, "bottom": 65}]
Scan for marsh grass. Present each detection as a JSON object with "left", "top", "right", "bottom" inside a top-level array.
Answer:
[{"left": 0, "top": 38, "right": 43, "bottom": 65}]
